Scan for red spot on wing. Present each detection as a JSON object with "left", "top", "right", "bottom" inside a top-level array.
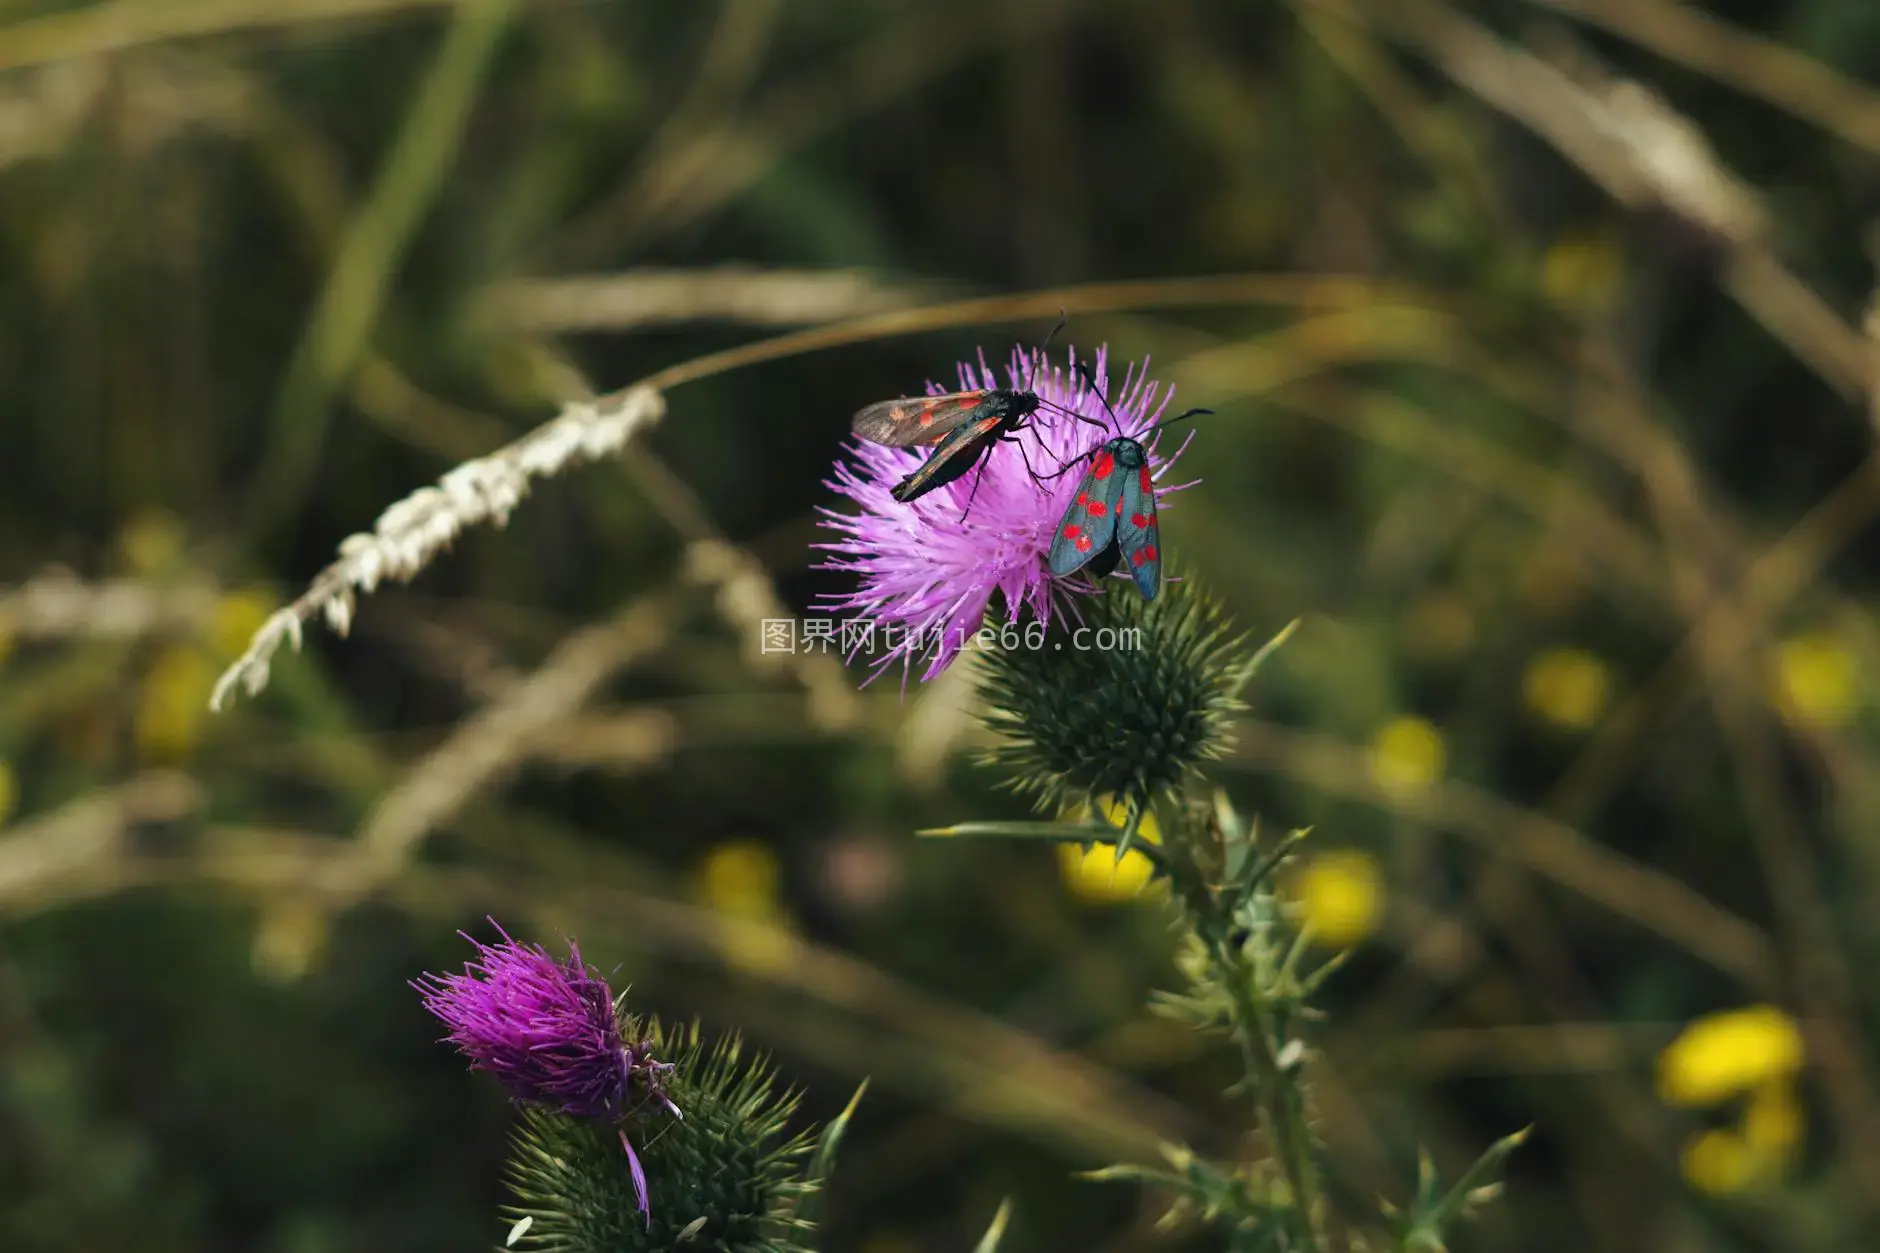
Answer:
[
  {"left": 1139, "top": 467, "right": 1153, "bottom": 493},
  {"left": 1092, "top": 452, "right": 1115, "bottom": 480},
  {"left": 1087, "top": 499, "right": 1108, "bottom": 517},
  {"left": 1127, "top": 544, "right": 1159, "bottom": 568},
  {"left": 1075, "top": 535, "right": 1093, "bottom": 552},
  {"left": 918, "top": 407, "right": 936, "bottom": 426},
  {"left": 1062, "top": 524, "right": 1082, "bottom": 540},
  {"left": 1129, "top": 512, "right": 1149, "bottom": 527}
]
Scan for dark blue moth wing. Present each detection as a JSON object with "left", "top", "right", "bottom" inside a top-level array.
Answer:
[
  {"left": 890, "top": 414, "right": 1002, "bottom": 502},
  {"left": 1048, "top": 443, "right": 1127, "bottom": 577},
  {"left": 852, "top": 390, "right": 990, "bottom": 447},
  {"left": 1116, "top": 456, "right": 1161, "bottom": 599}
]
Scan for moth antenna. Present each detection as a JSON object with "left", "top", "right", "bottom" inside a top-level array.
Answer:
[
  {"left": 1070, "top": 357, "right": 1130, "bottom": 437},
  {"left": 1137, "top": 406, "right": 1213, "bottom": 440},
  {"left": 1021, "top": 308, "right": 1070, "bottom": 394}
]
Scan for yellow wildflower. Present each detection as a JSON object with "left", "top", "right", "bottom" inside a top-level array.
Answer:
[
  {"left": 1742, "top": 1079, "right": 1804, "bottom": 1161},
  {"left": 1370, "top": 716, "right": 1445, "bottom": 795},
  {"left": 697, "top": 840, "right": 796, "bottom": 976},
  {"left": 1657, "top": 1005, "right": 1804, "bottom": 1108},
  {"left": 251, "top": 901, "right": 329, "bottom": 983},
  {"left": 135, "top": 645, "right": 217, "bottom": 762},
  {"left": 1058, "top": 799, "right": 1162, "bottom": 904},
  {"left": 1291, "top": 850, "right": 1384, "bottom": 947},
  {"left": 1771, "top": 631, "right": 1856, "bottom": 727},
  {"left": 1522, "top": 647, "right": 1611, "bottom": 731},
  {"left": 1681, "top": 1128, "right": 1759, "bottom": 1196},
  {"left": 118, "top": 509, "right": 186, "bottom": 575},
  {"left": 1678, "top": 1079, "right": 1805, "bottom": 1196},
  {"left": 698, "top": 839, "right": 782, "bottom": 920}
]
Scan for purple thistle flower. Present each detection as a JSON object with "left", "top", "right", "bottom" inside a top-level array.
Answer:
[
  {"left": 413, "top": 921, "right": 680, "bottom": 1222},
  {"left": 817, "top": 344, "right": 1195, "bottom": 683}
]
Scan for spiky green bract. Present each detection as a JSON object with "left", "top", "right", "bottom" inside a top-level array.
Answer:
[
  {"left": 977, "top": 577, "right": 1259, "bottom": 819},
  {"left": 501, "top": 1021, "right": 816, "bottom": 1253}
]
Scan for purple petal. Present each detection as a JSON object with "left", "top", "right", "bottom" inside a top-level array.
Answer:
[{"left": 619, "top": 1127, "right": 651, "bottom": 1226}]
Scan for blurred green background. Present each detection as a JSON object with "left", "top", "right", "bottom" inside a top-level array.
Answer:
[{"left": 3, "top": 0, "right": 1880, "bottom": 1250}]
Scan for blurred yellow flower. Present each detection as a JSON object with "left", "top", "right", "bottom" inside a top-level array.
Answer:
[
  {"left": 251, "top": 901, "right": 329, "bottom": 983},
  {"left": 1657, "top": 1005, "right": 1804, "bottom": 1108},
  {"left": 1058, "top": 799, "right": 1162, "bottom": 904},
  {"left": 119, "top": 508, "right": 186, "bottom": 575},
  {"left": 698, "top": 839, "right": 782, "bottom": 920},
  {"left": 1771, "top": 631, "right": 1856, "bottom": 727},
  {"left": 697, "top": 840, "right": 799, "bottom": 976},
  {"left": 1742, "top": 1079, "right": 1804, "bottom": 1160},
  {"left": 1370, "top": 716, "right": 1445, "bottom": 795},
  {"left": 1681, "top": 1127, "right": 1759, "bottom": 1196},
  {"left": 212, "top": 590, "right": 277, "bottom": 661},
  {"left": 1522, "top": 647, "right": 1611, "bottom": 731},
  {"left": 1678, "top": 1079, "right": 1805, "bottom": 1196},
  {"left": 1541, "top": 230, "right": 1623, "bottom": 312},
  {"left": 0, "top": 760, "right": 16, "bottom": 828},
  {"left": 135, "top": 645, "right": 217, "bottom": 762},
  {"left": 1291, "top": 849, "right": 1383, "bottom": 947}
]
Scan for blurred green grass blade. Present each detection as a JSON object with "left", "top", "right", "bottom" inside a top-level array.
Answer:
[
  {"left": 972, "top": 1199, "right": 1012, "bottom": 1253},
  {"left": 244, "top": 0, "right": 517, "bottom": 543},
  {"left": 0, "top": 0, "right": 461, "bottom": 72}
]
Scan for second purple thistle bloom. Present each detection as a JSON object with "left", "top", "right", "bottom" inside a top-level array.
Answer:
[
  {"left": 413, "top": 923, "right": 680, "bottom": 1222},
  {"left": 817, "top": 344, "right": 1196, "bottom": 683}
]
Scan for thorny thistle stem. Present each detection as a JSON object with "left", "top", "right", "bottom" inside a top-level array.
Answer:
[{"left": 1162, "top": 830, "right": 1325, "bottom": 1253}]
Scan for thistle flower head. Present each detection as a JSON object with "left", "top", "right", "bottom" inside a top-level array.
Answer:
[
  {"left": 978, "top": 577, "right": 1263, "bottom": 818},
  {"left": 817, "top": 345, "right": 1193, "bottom": 684},
  {"left": 414, "top": 921, "right": 681, "bottom": 1220}
]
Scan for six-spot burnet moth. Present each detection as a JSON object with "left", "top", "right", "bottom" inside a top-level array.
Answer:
[
  {"left": 848, "top": 313, "right": 1103, "bottom": 513},
  {"left": 1044, "top": 365, "right": 1211, "bottom": 601}
]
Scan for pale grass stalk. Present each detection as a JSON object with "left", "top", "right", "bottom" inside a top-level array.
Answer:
[
  {"left": 0, "top": 0, "right": 461, "bottom": 74},
  {"left": 533, "top": 710, "right": 680, "bottom": 772},
  {"left": 478, "top": 266, "right": 935, "bottom": 333},
  {"left": 208, "top": 386, "right": 665, "bottom": 710},
  {"left": 1359, "top": 0, "right": 1873, "bottom": 399},
  {"left": 0, "top": 51, "right": 256, "bottom": 171},
  {"left": 0, "top": 571, "right": 220, "bottom": 639},
  {"left": 1523, "top": 0, "right": 1880, "bottom": 156},
  {"left": 682, "top": 537, "right": 861, "bottom": 732},
  {"left": 352, "top": 597, "right": 673, "bottom": 876},
  {"left": 893, "top": 651, "right": 983, "bottom": 790},
  {"left": 0, "top": 773, "right": 199, "bottom": 904}
]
